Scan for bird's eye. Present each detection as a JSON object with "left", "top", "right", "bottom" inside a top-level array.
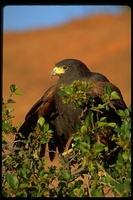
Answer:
[{"left": 63, "top": 65, "right": 68, "bottom": 70}]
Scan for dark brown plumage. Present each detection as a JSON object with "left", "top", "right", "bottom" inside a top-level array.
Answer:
[{"left": 13, "top": 59, "right": 127, "bottom": 162}]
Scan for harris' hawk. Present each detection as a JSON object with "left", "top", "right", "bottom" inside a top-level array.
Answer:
[{"left": 13, "top": 58, "right": 128, "bottom": 162}]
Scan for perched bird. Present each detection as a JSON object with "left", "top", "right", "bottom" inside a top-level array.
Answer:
[{"left": 13, "top": 58, "right": 127, "bottom": 162}]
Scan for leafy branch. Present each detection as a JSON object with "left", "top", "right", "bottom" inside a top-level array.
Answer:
[{"left": 2, "top": 83, "right": 131, "bottom": 197}]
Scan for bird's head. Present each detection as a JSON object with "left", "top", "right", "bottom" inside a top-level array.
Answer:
[{"left": 51, "top": 58, "right": 90, "bottom": 78}]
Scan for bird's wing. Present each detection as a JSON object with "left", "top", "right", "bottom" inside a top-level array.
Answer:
[
  {"left": 88, "top": 81, "right": 129, "bottom": 165},
  {"left": 25, "top": 85, "right": 56, "bottom": 121},
  {"left": 17, "top": 84, "right": 56, "bottom": 136},
  {"left": 14, "top": 85, "right": 61, "bottom": 161}
]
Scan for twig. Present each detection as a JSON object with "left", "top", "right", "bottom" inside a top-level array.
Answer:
[
  {"left": 96, "top": 161, "right": 120, "bottom": 184},
  {"left": 71, "top": 164, "right": 86, "bottom": 177},
  {"left": 2, "top": 155, "right": 11, "bottom": 163},
  {"left": 62, "top": 148, "right": 73, "bottom": 156},
  {"left": 106, "top": 145, "right": 119, "bottom": 156}
]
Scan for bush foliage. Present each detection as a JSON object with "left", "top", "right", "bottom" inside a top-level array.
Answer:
[{"left": 2, "top": 83, "right": 131, "bottom": 197}]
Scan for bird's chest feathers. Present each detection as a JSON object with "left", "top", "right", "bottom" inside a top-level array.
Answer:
[
  {"left": 55, "top": 91, "right": 81, "bottom": 127},
  {"left": 55, "top": 76, "right": 88, "bottom": 126}
]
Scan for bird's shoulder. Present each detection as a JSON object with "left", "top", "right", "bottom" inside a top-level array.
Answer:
[{"left": 25, "top": 85, "right": 56, "bottom": 120}]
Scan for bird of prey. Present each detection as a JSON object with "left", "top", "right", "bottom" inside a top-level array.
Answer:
[{"left": 13, "top": 58, "right": 127, "bottom": 162}]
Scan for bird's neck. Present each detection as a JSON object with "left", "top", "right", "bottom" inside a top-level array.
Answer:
[{"left": 58, "top": 70, "right": 88, "bottom": 85}]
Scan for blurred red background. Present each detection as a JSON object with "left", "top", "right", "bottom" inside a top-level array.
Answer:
[{"left": 3, "top": 10, "right": 131, "bottom": 126}]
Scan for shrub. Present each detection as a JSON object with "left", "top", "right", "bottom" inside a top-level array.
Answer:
[{"left": 2, "top": 83, "right": 131, "bottom": 197}]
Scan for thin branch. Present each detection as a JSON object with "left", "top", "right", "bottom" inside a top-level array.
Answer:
[
  {"left": 71, "top": 164, "right": 86, "bottom": 177},
  {"left": 2, "top": 155, "right": 11, "bottom": 163},
  {"left": 96, "top": 161, "right": 120, "bottom": 184}
]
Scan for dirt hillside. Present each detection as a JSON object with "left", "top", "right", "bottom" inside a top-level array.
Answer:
[
  {"left": 3, "top": 10, "right": 131, "bottom": 125},
  {"left": 3, "top": 10, "right": 131, "bottom": 180}
]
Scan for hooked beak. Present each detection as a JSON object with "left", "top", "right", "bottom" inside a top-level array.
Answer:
[
  {"left": 51, "top": 66, "right": 65, "bottom": 78},
  {"left": 51, "top": 68, "right": 57, "bottom": 78}
]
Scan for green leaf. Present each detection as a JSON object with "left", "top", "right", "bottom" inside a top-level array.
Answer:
[
  {"left": 124, "top": 108, "right": 130, "bottom": 117},
  {"left": 73, "top": 134, "right": 81, "bottom": 141},
  {"left": 105, "top": 84, "right": 111, "bottom": 95},
  {"left": 14, "top": 89, "right": 23, "bottom": 95},
  {"left": 118, "top": 153, "right": 124, "bottom": 164},
  {"left": 117, "top": 109, "right": 125, "bottom": 117},
  {"left": 105, "top": 104, "right": 109, "bottom": 111},
  {"left": 7, "top": 98, "right": 16, "bottom": 103},
  {"left": 122, "top": 152, "right": 130, "bottom": 161},
  {"left": 61, "top": 170, "right": 71, "bottom": 181},
  {"left": 73, "top": 188, "right": 84, "bottom": 197},
  {"left": 84, "top": 115, "right": 90, "bottom": 127},
  {"left": 74, "top": 179, "right": 83, "bottom": 187},
  {"left": 94, "top": 143, "right": 105, "bottom": 153},
  {"left": 40, "top": 137, "right": 48, "bottom": 144},
  {"left": 116, "top": 141, "right": 128, "bottom": 149},
  {"left": 44, "top": 123, "right": 49, "bottom": 132},
  {"left": 123, "top": 179, "right": 131, "bottom": 191},
  {"left": 82, "top": 80, "right": 88, "bottom": 89},
  {"left": 73, "top": 122, "right": 80, "bottom": 130},
  {"left": 6, "top": 173, "right": 19, "bottom": 189},
  {"left": 8, "top": 107, "right": 14, "bottom": 113},
  {"left": 97, "top": 104, "right": 105, "bottom": 109},
  {"left": 10, "top": 84, "right": 17, "bottom": 93},
  {"left": 98, "top": 122, "right": 107, "bottom": 127},
  {"left": 29, "top": 190, "right": 38, "bottom": 197},
  {"left": 107, "top": 122, "right": 116, "bottom": 128},
  {"left": 110, "top": 91, "right": 120, "bottom": 100},
  {"left": 18, "top": 164, "right": 29, "bottom": 180},
  {"left": 123, "top": 120, "right": 130, "bottom": 133},
  {"left": 20, "top": 182, "right": 29, "bottom": 189},
  {"left": 33, "top": 154, "right": 39, "bottom": 159},
  {"left": 79, "top": 142, "right": 89, "bottom": 153},
  {"left": 10, "top": 84, "right": 22, "bottom": 95},
  {"left": 65, "top": 85, "right": 73, "bottom": 94},
  {"left": 58, "top": 90, "right": 66, "bottom": 97},
  {"left": 100, "top": 117, "right": 107, "bottom": 122},
  {"left": 84, "top": 134, "right": 90, "bottom": 145},
  {"left": 80, "top": 125, "right": 87, "bottom": 134},
  {"left": 113, "top": 183, "right": 124, "bottom": 193},
  {"left": 88, "top": 111, "right": 94, "bottom": 124},
  {"left": 38, "top": 117, "right": 45, "bottom": 127},
  {"left": 91, "top": 189, "right": 103, "bottom": 197}
]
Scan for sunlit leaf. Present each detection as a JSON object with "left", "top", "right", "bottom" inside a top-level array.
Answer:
[
  {"left": 80, "top": 125, "right": 87, "bottom": 134},
  {"left": 107, "top": 122, "right": 116, "bottom": 128},
  {"left": 38, "top": 117, "right": 45, "bottom": 127},
  {"left": 97, "top": 104, "right": 105, "bottom": 109},
  {"left": 98, "top": 122, "right": 107, "bottom": 127},
  {"left": 73, "top": 188, "right": 84, "bottom": 197},
  {"left": 20, "top": 182, "right": 29, "bottom": 189},
  {"left": 100, "top": 117, "right": 107, "bottom": 122},
  {"left": 8, "top": 107, "right": 14, "bottom": 113},
  {"left": 117, "top": 109, "right": 125, "bottom": 117},
  {"left": 65, "top": 85, "right": 73, "bottom": 94},
  {"left": 110, "top": 91, "right": 120, "bottom": 100},
  {"left": 14, "top": 89, "right": 23, "bottom": 95}
]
